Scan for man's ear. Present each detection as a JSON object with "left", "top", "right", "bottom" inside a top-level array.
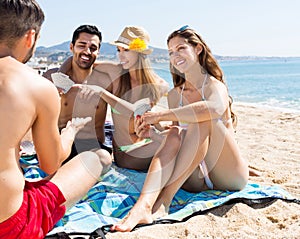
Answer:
[
  {"left": 25, "top": 29, "right": 36, "bottom": 48},
  {"left": 70, "top": 42, "right": 74, "bottom": 51}
]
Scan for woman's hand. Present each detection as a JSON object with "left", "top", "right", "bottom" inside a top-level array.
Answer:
[
  {"left": 134, "top": 115, "right": 151, "bottom": 138},
  {"left": 134, "top": 114, "right": 164, "bottom": 141},
  {"left": 140, "top": 111, "right": 161, "bottom": 125}
]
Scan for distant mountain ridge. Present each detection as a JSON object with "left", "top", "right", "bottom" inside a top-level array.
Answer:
[
  {"left": 36, "top": 41, "right": 168, "bottom": 58},
  {"left": 36, "top": 42, "right": 297, "bottom": 62}
]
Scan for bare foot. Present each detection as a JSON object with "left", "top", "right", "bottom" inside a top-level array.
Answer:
[
  {"left": 152, "top": 195, "right": 171, "bottom": 216},
  {"left": 249, "top": 168, "right": 261, "bottom": 177},
  {"left": 110, "top": 204, "right": 153, "bottom": 232},
  {"left": 151, "top": 203, "right": 169, "bottom": 220}
]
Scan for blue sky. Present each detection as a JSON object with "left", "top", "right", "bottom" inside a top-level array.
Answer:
[{"left": 36, "top": 0, "right": 300, "bottom": 57}]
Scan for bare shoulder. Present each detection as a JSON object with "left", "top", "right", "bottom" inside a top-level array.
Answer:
[
  {"left": 154, "top": 74, "right": 170, "bottom": 95},
  {"left": 87, "top": 69, "right": 112, "bottom": 90},
  {"left": 204, "top": 76, "right": 229, "bottom": 105},
  {"left": 93, "top": 61, "right": 122, "bottom": 82},
  {"left": 93, "top": 61, "right": 120, "bottom": 73},
  {"left": 207, "top": 76, "right": 228, "bottom": 95},
  {"left": 0, "top": 58, "right": 59, "bottom": 119},
  {"left": 30, "top": 73, "right": 61, "bottom": 117},
  {"left": 0, "top": 58, "right": 59, "bottom": 152},
  {"left": 29, "top": 68, "right": 59, "bottom": 98},
  {"left": 1, "top": 57, "right": 55, "bottom": 91},
  {"left": 167, "top": 88, "right": 179, "bottom": 109}
]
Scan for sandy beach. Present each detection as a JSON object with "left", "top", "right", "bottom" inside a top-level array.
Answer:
[{"left": 105, "top": 102, "right": 300, "bottom": 239}]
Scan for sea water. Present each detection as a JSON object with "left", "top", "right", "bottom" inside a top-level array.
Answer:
[{"left": 152, "top": 58, "right": 300, "bottom": 113}]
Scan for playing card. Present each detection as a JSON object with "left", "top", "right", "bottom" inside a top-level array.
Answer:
[
  {"left": 51, "top": 72, "right": 75, "bottom": 93},
  {"left": 134, "top": 103, "right": 151, "bottom": 117},
  {"left": 133, "top": 98, "right": 151, "bottom": 117}
]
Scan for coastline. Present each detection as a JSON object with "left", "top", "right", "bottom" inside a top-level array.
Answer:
[
  {"left": 105, "top": 102, "right": 300, "bottom": 239},
  {"left": 234, "top": 101, "right": 300, "bottom": 114}
]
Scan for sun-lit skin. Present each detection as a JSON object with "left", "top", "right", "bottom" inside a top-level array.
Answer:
[
  {"left": 109, "top": 28, "right": 249, "bottom": 233},
  {"left": 0, "top": 3, "right": 110, "bottom": 234},
  {"left": 71, "top": 32, "right": 100, "bottom": 71},
  {"left": 55, "top": 26, "right": 169, "bottom": 171},
  {"left": 48, "top": 31, "right": 112, "bottom": 144},
  {"left": 117, "top": 46, "right": 139, "bottom": 70},
  {"left": 168, "top": 36, "right": 201, "bottom": 74}
]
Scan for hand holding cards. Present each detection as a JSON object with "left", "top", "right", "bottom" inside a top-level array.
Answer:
[
  {"left": 133, "top": 98, "right": 151, "bottom": 117},
  {"left": 51, "top": 72, "right": 75, "bottom": 93}
]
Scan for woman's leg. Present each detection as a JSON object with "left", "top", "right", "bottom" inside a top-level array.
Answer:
[
  {"left": 50, "top": 151, "right": 112, "bottom": 209},
  {"left": 203, "top": 119, "right": 248, "bottom": 190},
  {"left": 152, "top": 122, "right": 211, "bottom": 212},
  {"left": 111, "top": 127, "right": 183, "bottom": 232},
  {"left": 153, "top": 119, "right": 248, "bottom": 212}
]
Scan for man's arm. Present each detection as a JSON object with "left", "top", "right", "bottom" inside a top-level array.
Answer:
[{"left": 31, "top": 77, "right": 88, "bottom": 174}]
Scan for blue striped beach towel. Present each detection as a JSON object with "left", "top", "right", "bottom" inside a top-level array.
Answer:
[{"left": 20, "top": 155, "right": 297, "bottom": 235}]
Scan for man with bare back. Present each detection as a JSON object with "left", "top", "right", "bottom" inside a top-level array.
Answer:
[{"left": 0, "top": 1, "right": 110, "bottom": 238}]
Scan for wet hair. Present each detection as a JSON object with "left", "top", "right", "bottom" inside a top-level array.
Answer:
[
  {"left": 0, "top": 0, "right": 45, "bottom": 47},
  {"left": 71, "top": 25, "right": 102, "bottom": 48},
  {"left": 167, "top": 27, "right": 237, "bottom": 126},
  {"left": 116, "top": 54, "right": 161, "bottom": 104}
]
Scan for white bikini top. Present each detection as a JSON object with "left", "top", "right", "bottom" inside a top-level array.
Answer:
[
  {"left": 178, "top": 73, "right": 208, "bottom": 128},
  {"left": 179, "top": 72, "right": 208, "bottom": 107},
  {"left": 178, "top": 73, "right": 232, "bottom": 127}
]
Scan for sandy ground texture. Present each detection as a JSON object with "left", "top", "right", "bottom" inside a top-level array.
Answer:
[{"left": 104, "top": 103, "right": 300, "bottom": 239}]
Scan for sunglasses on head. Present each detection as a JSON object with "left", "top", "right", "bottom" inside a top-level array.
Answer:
[{"left": 177, "top": 25, "right": 189, "bottom": 32}]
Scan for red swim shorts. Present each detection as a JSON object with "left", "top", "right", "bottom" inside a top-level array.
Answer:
[{"left": 0, "top": 180, "right": 66, "bottom": 239}]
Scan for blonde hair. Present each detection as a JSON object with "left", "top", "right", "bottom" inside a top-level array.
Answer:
[{"left": 115, "top": 54, "right": 161, "bottom": 104}]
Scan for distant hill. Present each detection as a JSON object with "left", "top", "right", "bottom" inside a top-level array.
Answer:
[
  {"left": 35, "top": 42, "right": 296, "bottom": 63},
  {"left": 35, "top": 41, "right": 169, "bottom": 60}
]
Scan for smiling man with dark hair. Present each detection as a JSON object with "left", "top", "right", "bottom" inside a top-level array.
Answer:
[{"left": 43, "top": 24, "right": 113, "bottom": 163}]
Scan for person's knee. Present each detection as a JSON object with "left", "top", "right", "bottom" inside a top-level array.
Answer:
[
  {"left": 165, "top": 127, "right": 182, "bottom": 148},
  {"left": 216, "top": 171, "right": 248, "bottom": 191},
  {"left": 227, "top": 177, "right": 248, "bottom": 191},
  {"left": 233, "top": 171, "right": 249, "bottom": 191},
  {"left": 94, "top": 149, "right": 112, "bottom": 174},
  {"left": 155, "top": 127, "right": 182, "bottom": 164},
  {"left": 73, "top": 151, "right": 104, "bottom": 180}
]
